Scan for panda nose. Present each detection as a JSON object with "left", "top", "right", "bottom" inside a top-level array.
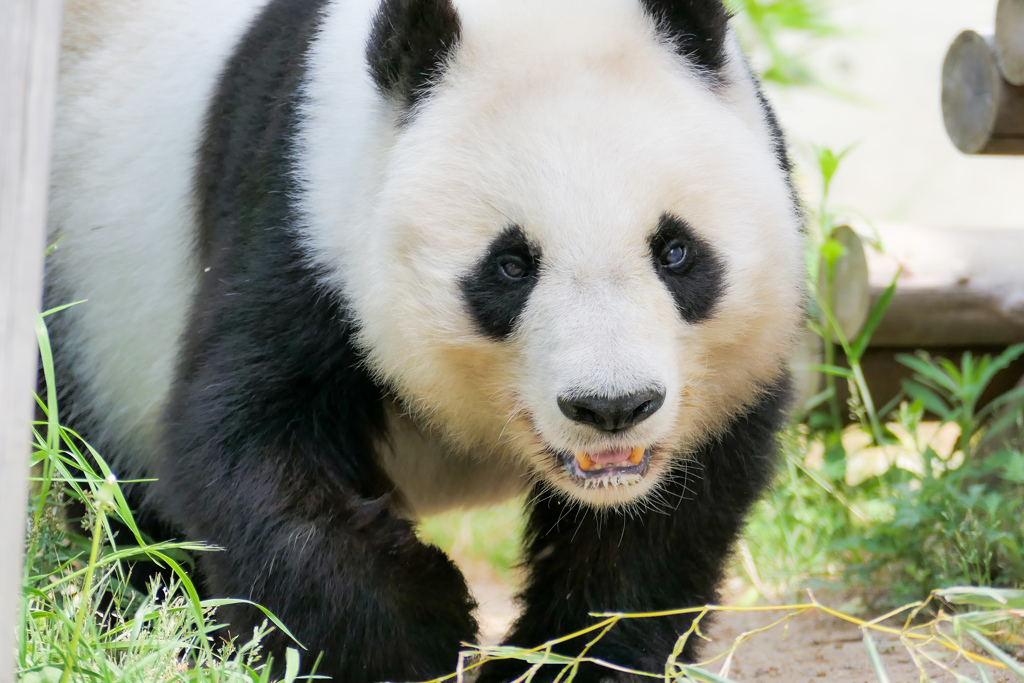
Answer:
[{"left": 557, "top": 387, "right": 666, "bottom": 432}]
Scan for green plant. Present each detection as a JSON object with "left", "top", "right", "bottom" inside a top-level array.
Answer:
[
  {"left": 726, "top": 0, "right": 841, "bottom": 88},
  {"left": 741, "top": 141, "right": 1024, "bottom": 613},
  {"left": 803, "top": 145, "right": 899, "bottom": 463},
  {"left": 838, "top": 348, "right": 1024, "bottom": 604},
  {"left": 899, "top": 345, "right": 1024, "bottom": 460},
  {"left": 19, "top": 310, "right": 308, "bottom": 682}
]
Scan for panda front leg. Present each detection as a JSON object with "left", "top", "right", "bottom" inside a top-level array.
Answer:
[
  {"left": 478, "top": 384, "right": 789, "bottom": 683},
  {"left": 155, "top": 436, "right": 477, "bottom": 681}
]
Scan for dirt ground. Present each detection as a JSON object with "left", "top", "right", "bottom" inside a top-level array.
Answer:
[
  {"left": 466, "top": 572, "right": 1015, "bottom": 683},
  {"left": 697, "top": 603, "right": 1013, "bottom": 683}
]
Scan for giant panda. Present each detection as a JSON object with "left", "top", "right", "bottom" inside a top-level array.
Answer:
[{"left": 45, "top": 0, "right": 806, "bottom": 680}]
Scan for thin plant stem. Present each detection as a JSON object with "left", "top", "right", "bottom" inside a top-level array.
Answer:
[{"left": 59, "top": 503, "right": 106, "bottom": 683}]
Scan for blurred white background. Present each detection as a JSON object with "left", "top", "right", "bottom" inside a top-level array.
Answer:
[{"left": 767, "top": 0, "right": 1024, "bottom": 230}]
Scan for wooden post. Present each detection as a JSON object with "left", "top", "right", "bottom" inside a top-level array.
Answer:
[
  {"left": 997, "top": 0, "right": 1024, "bottom": 86},
  {"left": 942, "top": 30, "right": 1024, "bottom": 155},
  {"left": 0, "top": 0, "right": 65, "bottom": 680}
]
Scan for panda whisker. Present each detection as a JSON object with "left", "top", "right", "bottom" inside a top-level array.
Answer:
[
  {"left": 547, "top": 499, "right": 576, "bottom": 537},
  {"left": 468, "top": 189, "right": 514, "bottom": 225},
  {"left": 571, "top": 514, "right": 588, "bottom": 544},
  {"left": 496, "top": 408, "right": 526, "bottom": 444},
  {"left": 498, "top": 430, "right": 532, "bottom": 447}
]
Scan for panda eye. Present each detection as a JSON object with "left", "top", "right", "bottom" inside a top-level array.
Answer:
[
  {"left": 498, "top": 254, "right": 529, "bottom": 281},
  {"left": 659, "top": 241, "right": 689, "bottom": 269}
]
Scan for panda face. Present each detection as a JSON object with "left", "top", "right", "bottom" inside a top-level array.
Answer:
[{"left": 300, "top": 0, "right": 805, "bottom": 508}]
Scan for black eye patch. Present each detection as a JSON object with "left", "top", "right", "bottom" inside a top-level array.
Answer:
[
  {"left": 460, "top": 225, "right": 541, "bottom": 340},
  {"left": 649, "top": 214, "right": 724, "bottom": 324}
]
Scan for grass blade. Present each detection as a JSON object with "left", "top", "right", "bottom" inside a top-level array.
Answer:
[
  {"left": 861, "top": 631, "right": 891, "bottom": 683},
  {"left": 850, "top": 272, "right": 899, "bottom": 362},
  {"left": 964, "top": 627, "right": 1024, "bottom": 679},
  {"left": 284, "top": 648, "right": 301, "bottom": 683},
  {"left": 939, "top": 587, "right": 1024, "bottom": 610}
]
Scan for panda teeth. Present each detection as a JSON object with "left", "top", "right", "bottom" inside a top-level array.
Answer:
[
  {"left": 580, "top": 474, "right": 642, "bottom": 490},
  {"left": 566, "top": 449, "right": 649, "bottom": 489}
]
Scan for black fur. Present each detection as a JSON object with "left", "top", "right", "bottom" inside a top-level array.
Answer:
[
  {"left": 366, "top": 0, "right": 461, "bottom": 112},
  {"left": 460, "top": 225, "right": 542, "bottom": 340},
  {"left": 753, "top": 83, "right": 801, "bottom": 208},
  {"left": 164, "top": 0, "right": 476, "bottom": 679},
  {"left": 477, "top": 377, "right": 791, "bottom": 683},
  {"left": 649, "top": 214, "right": 725, "bottom": 324},
  {"left": 639, "top": 0, "right": 730, "bottom": 77}
]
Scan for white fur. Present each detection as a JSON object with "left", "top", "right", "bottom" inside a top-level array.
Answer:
[
  {"left": 47, "top": 0, "right": 268, "bottom": 467},
  {"left": 299, "top": 0, "right": 806, "bottom": 509}
]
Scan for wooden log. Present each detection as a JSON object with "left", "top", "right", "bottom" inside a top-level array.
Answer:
[
  {"left": 0, "top": 0, "right": 65, "bottom": 679},
  {"left": 865, "top": 224, "right": 1024, "bottom": 348},
  {"left": 942, "top": 30, "right": 1024, "bottom": 155},
  {"left": 793, "top": 223, "right": 1024, "bottom": 413},
  {"left": 997, "top": 0, "right": 1024, "bottom": 86},
  {"left": 823, "top": 224, "right": 871, "bottom": 342},
  {"left": 791, "top": 226, "right": 871, "bottom": 409}
]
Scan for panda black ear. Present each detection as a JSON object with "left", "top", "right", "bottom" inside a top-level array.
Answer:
[
  {"left": 639, "top": 0, "right": 730, "bottom": 75},
  {"left": 366, "top": 0, "right": 462, "bottom": 111}
]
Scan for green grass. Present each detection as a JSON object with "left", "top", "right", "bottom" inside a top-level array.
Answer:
[
  {"left": 419, "top": 500, "right": 525, "bottom": 581},
  {"left": 19, "top": 311, "right": 311, "bottom": 683}
]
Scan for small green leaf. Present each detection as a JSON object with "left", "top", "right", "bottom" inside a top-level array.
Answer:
[
  {"left": 900, "top": 381, "right": 950, "bottom": 418},
  {"left": 850, "top": 272, "right": 899, "bottom": 362},
  {"left": 674, "top": 663, "right": 739, "bottom": 683},
  {"left": 201, "top": 598, "right": 304, "bottom": 648},
  {"left": 820, "top": 238, "right": 846, "bottom": 269},
  {"left": 809, "top": 364, "right": 854, "bottom": 379}
]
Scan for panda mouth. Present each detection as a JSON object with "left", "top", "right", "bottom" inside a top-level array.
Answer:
[{"left": 559, "top": 446, "right": 651, "bottom": 488}]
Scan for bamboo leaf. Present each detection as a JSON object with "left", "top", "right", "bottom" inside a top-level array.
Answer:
[{"left": 850, "top": 272, "right": 899, "bottom": 362}]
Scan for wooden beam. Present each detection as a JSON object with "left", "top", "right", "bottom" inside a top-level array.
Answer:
[
  {"left": 942, "top": 30, "right": 1024, "bottom": 155},
  {"left": 0, "top": 0, "right": 65, "bottom": 680},
  {"left": 997, "top": 0, "right": 1024, "bottom": 86},
  {"left": 866, "top": 224, "right": 1024, "bottom": 347}
]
